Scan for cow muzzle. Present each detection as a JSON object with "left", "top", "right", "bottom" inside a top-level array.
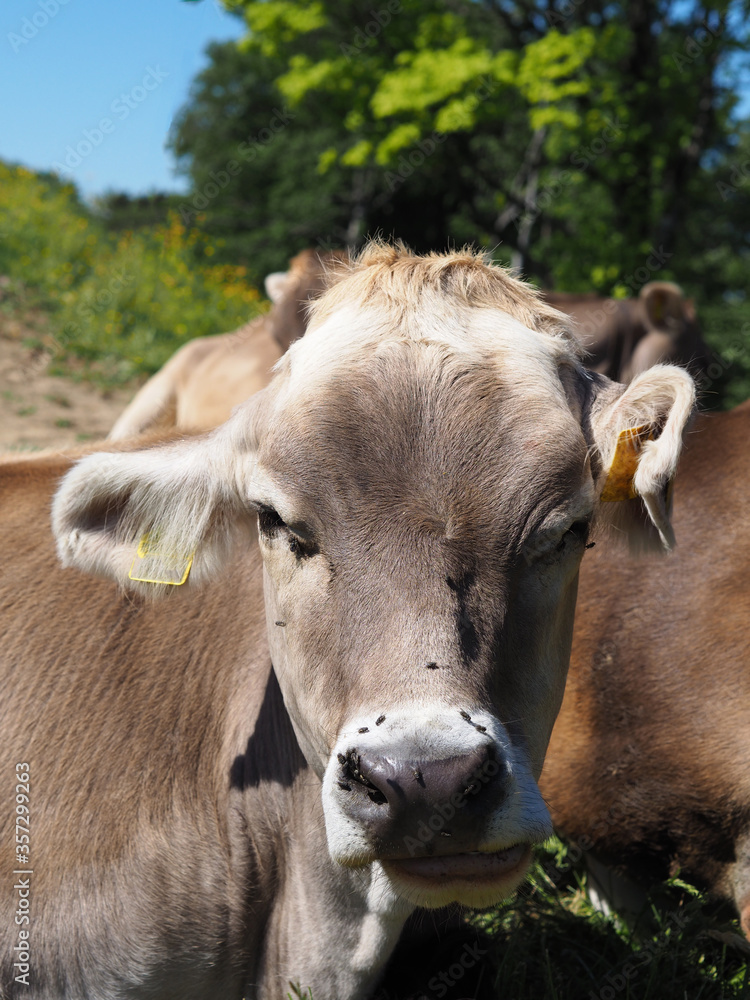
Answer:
[{"left": 321, "top": 707, "right": 552, "bottom": 907}]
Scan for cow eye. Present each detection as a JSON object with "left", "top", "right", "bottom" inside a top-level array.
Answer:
[
  {"left": 524, "top": 518, "right": 590, "bottom": 565},
  {"left": 257, "top": 506, "right": 287, "bottom": 536},
  {"left": 256, "top": 505, "right": 317, "bottom": 558},
  {"left": 556, "top": 519, "right": 590, "bottom": 552}
]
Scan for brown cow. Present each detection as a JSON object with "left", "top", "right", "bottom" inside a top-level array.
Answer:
[
  {"left": 541, "top": 400, "right": 750, "bottom": 934},
  {"left": 109, "top": 248, "right": 345, "bottom": 439},
  {"left": 1, "top": 244, "right": 694, "bottom": 998},
  {"left": 544, "top": 281, "right": 711, "bottom": 383}
]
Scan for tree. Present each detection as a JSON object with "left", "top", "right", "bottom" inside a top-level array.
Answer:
[{"left": 175, "top": 0, "right": 750, "bottom": 297}]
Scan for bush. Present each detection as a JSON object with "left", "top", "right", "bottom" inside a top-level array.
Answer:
[
  {"left": 0, "top": 162, "right": 264, "bottom": 385},
  {"left": 56, "top": 215, "right": 263, "bottom": 383}
]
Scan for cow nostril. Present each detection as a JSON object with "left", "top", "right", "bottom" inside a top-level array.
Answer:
[{"left": 338, "top": 747, "right": 387, "bottom": 800}]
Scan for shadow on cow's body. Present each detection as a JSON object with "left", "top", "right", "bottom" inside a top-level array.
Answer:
[
  {"left": 541, "top": 400, "right": 750, "bottom": 935},
  {"left": 0, "top": 245, "right": 695, "bottom": 999}
]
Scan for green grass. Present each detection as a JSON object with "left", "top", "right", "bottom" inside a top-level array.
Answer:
[{"left": 473, "top": 838, "right": 750, "bottom": 1000}]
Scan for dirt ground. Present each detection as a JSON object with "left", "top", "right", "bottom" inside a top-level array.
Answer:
[{"left": 0, "top": 327, "right": 137, "bottom": 452}]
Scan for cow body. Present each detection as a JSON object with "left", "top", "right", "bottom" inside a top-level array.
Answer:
[
  {"left": 1, "top": 245, "right": 694, "bottom": 998},
  {"left": 541, "top": 401, "right": 750, "bottom": 932},
  {"left": 109, "top": 249, "right": 344, "bottom": 439},
  {"left": 544, "top": 282, "right": 710, "bottom": 382},
  {"left": 2, "top": 455, "right": 413, "bottom": 999}
]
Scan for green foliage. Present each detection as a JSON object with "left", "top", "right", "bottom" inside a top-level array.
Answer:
[
  {"left": 698, "top": 300, "right": 750, "bottom": 410},
  {"left": 0, "top": 162, "right": 262, "bottom": 385},
  {"left": 92, "top": 191, "right": 186, "bottom": 231},
  {"left": 183, "top": 0, "right": 749, "bottom": 303},
  {"left": 56, "top": 216, "right": 262, "bottom": 383},
  {"left": 0, "top": 163, "right": 98, "bottom": 306}
]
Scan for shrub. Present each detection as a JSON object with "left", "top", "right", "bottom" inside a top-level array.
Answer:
[{"left": 0, "top": 162, "right": 264, "bottom": 385}]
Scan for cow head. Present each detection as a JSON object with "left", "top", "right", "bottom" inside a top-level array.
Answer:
[
  {"left": 52, "top": 245, "right": 695, "bottom": 911},
  {"left": 265, "top": 248, "right": 348, "bottom": 353},
  {"left": 623, "top": 281, "right": 709, "bottom": 381}
]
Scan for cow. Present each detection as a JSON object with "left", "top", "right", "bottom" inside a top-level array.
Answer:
[
  {"left": 540, "top": 399, "right": 750, "bottom": 936},
  {"left": 109, "top": 248, "right": 345, "bottom": 439},
  {"left": 544, "top": 281, "right": 711, "bottom": 383},
  {"left": 0, "top": 244, "right": 695, "bottom": 999}
]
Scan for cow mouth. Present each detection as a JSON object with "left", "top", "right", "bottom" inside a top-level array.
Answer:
[{"left": 384, "top": 843, "right": 531, "bottom": 886}]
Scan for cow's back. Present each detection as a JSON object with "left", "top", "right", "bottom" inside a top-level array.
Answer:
[
  {"left": 174, "top": 317, "right": 282, "bottom": 431},
  {"left": 541, "top": 405, "right": 750, "bottom": 893}
]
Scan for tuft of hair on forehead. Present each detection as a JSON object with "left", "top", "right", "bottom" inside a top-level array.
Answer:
[{"left": 309, "top": 240, "right": 583, "bottom": 356}]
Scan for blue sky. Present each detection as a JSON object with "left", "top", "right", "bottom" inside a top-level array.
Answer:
[{"left": 1, "top": 0, "right": 245, "bottom": 199}]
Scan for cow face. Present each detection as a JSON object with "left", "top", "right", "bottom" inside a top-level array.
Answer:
[{"left": 53, "top": 246, "right": 695, "bottom": 911}]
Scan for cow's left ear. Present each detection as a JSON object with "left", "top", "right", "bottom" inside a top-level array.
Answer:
[
  {"left": 52, "top": 431, "right": 254, "bottom": 596},
  {"left": 264, "top": 270, "right": 290, "bottom": 304},
  {"left": 588, "top": 364, "right": 696, "bottom": 552},
  {"left": 640, "top": 281, "right": 685, "bottom": 328}
]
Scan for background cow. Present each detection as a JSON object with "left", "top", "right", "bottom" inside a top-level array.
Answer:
[
  {"left": 1, "top": 245, "right": 694, "bottom": 999},
  {"left": 109, "top": 248, "right": 345, "bottom": 439},
  {"left": 544, "top": 281, "right": 711, "bottom": 384},
  {"left": 540, "top": 400, "right": 750, "bottom": 936}
]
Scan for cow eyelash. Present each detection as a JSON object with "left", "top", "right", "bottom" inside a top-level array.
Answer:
[
  {"left": 557, "top": 519, "right": 590, "bottom": 551},
  {"left": 255, "top": 505, "right": 317, "bottom": 558},
  {"left": 524, "top": 517, "right": 591, "bottom": 565},
  {"left": 257, "top": 506, "right": 287, "bottom": 535}
]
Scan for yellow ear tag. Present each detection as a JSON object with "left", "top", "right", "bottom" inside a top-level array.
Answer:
[
  {"left": 128, "top": 531, "right": 195, "bottom": 586},
  {"left": 600, "top": 425, "right": 653, "bottom": 502}
]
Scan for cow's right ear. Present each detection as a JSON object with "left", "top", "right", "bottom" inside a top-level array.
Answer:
[
  {"left": 52, "top": 431, "right": 255, "bottom": 597},
  {"left": 264, "top": 270, "right": 290, "bottom": 304},
  {"left": 588, "top": 364, "right": 696, "bottom": 552}
]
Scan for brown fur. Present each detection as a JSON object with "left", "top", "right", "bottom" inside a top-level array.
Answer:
[
  {"left": 0, "top": 453, "right": 284, "bottom": 997},
  {"left": 1, "top": 244, "right": 696, "bottom": 998},
  {"left": 541, "top": 402, "right": 750, "bottom": 925}
]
